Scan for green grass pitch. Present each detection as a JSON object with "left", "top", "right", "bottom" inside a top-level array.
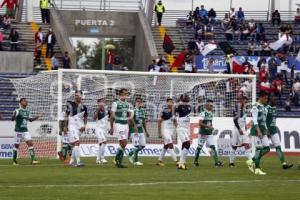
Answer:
[{"left": 0, "top": 156, "right": 299, "bottom": 200}]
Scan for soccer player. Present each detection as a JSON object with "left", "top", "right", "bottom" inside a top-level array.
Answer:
[
  {"left": 175, "top": 94, "right": 192, "bottom": 169},
  {"left": 229, "top": 96, "right": 252, "bottom": 167},
  {"left": 249, "top": 91, "right": 269, "bottom": 175},
  {"left": 109, "top": 88, "right": 134, "bottom": 168},
  {"left": 266, "top": 95, "right": 293, "bottom": 169},
  {"left": 128, "top": 97, "right": 150, "bottom": 166},
  {"left": 65, "top": 90, "right": 88, "bottom": 167},
  {"left": 194, "top": 99, "right": 223, "bottom": 167},
  {"left": 157, "top": 97, "right": 178, "bottom": 166},
  {"left": 94, "top": 98, "right": 109, "bottom": 164},
  {"left": 58, "top": 111, "right": 72, "bottom": 162},
  {"left": 12, "top": 98, "right": 42, "bottom": 165}
]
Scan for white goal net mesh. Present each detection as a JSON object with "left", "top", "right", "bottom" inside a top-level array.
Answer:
[{"left": 9, "top": 70, "right": 256, "bottom": 158}]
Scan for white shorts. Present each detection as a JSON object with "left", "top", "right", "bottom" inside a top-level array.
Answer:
[
  {"left": 114, "top": 123, "right": 129, "bottom": 141},
  {"left": 176, "top": 127, "right": 190, "bottom": 143},
  {"left": 231, "top": 128, "right": 250, "bottom": 146},
  {"left": 162, "top": 129, "right": 174, "bottom": 145},
  {"left": 198, "top": 134, "right": 216, "bottom": 147},
  {"left": 131, "top": 132, "right": 146, "bottom": 147},
  {"left": 270, "top": 133, "right": 281, "bottom": 147},
  {"left": 69, "top": 129, "right": 80, "bottom": 144},
  {"left": 252, "top": 135, "right": 269, "bottom": 148},
  {"left": 95, "top": 128, "right": 107, "bottom": 144},
  {"left": 14, "top": 132, "right": 32, "bottom": 144}
]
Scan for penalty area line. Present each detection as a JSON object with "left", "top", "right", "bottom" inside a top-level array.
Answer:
[{"left": 1, "top": 180, "right": 300, "bottom": 188}]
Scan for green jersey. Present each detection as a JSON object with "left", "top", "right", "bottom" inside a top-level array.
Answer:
[
  {"left": 250, "top": 102, "right": 268, "bottom": 136},
  {"left": 14, "top": 108, "right": 30, "bottom": 132},
  {"left": 111, "top": 100, "right": 133, "bottom": 124},
  {"left": 129, "top": 107, "right": 146, "bottom": 134},
  {"left": 266, "top": 105, "right": 279, "bottom": 135},
  {"left": 199, "top": 110, "right": 213, "bottom": 135}
]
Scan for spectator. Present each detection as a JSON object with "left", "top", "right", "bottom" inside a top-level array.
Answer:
[
  {"left": 207, "top": 58, "right": 214, "bottom": 73},
  {"left": 247, "top": 40, "right": 255, "bottom": 56},
  {"left": 257, "top": 57, "right": 267, "bottom": 70},
  {"left": 2, "top": 14, "right": 11, "bottom": 30},
  {"left": 242, "top": 57, "right": 251, "bottom": 69},
  {"left": 229, "top": 8, "right": 236, "bottom": 19},
  {"left": 45, "top": 28, "right": 56, "bottom": 58},
  {"left": 40, "top": 0, "right": 50, "bottom": 24},
  {"left": 259, "top": 65, "right": 269, "bottom": 83},
  {"left": 148, "top": 59, "right": 156, "bottom": 71},
  {"left": 272, "top": 10, "right": 281, "bottom": 26},
  {"left": 0, "top": 0, "right": 18, "bottom": 18},
  {"left": 62, "top": 51, "right": 71, "bottom": 69},
  {"left": 184, "top": 54, "right": 194, "bottom": 73},
  {"left": 51, "top": 53, "right": 59, "bottom": 70},
  {"left": 149, "top": 59, "right": 160, "bottom": 72},
  {"left": 186, "top": 11, "right": 193, "bottom": 27},
  {"left": 248, "top": 19, "right": 256, "bottom": 31},
  {"left": 268, "top": 54, "right": 278, "bottom": 81},
  {"left": 237, "top": 7, "right": 245, "bottom": 23},
  {"left": 244, "top": 64, "right": 255, "bottom": 75},
  {"left": 240, "top": 24, "right": 249, "bottom": 40},
  {"left": 256, "top": 23, "right": 265, "bottom": 41},
  {"left": 221, "top": 13, "right": 230, "bottom": 30},
  {"left": 295, "top": 8, "right": 300, "bottom": 26},
  {"left": 35, "top": 27, "right": 43, "bottom": 44},
  {"left": 0, "top": 29, "right": 4, "bottom": 50},
  {"left": 279, "top": 60, "right": 289, "bottom": 85},
  {"left": 203, "top": 23, "right": 214, "bottom": 40},
  {"left": 154, "top": 0, "right": 165, "bottom": 26},
  {"left": 199, "top": 5, "right": 208, "bottom": 20},
  {"left": 261, "top": 40, "right": 271, "bottom": 56},
  {"left": 157, "top": 56, "right": 169, "bottom": 72},
  {"left": 225, "top": 26, "right": 233, "bottom": 40},
  {"left": 34, "top": 38, "right": 42, "bottom": 68},
  {"left": 208, "top": 8, "right": 216, "bottom": 24},
  {"left": 285, "top": 96, "right": 292, "bottom": 111},
  {"left": 291, "top": 79, "right": 300, "bottom": 106},
  {"left": 254, "top": 42, "right": 262, "bottom": 56},
  {"left": 9, "top": 28, "right": 18, "bottom": 51},
  {"left": 193, "top": 7, "right": 200, "bottom": 20},
  {"left": 194, "top": 21, "right": 204, "bottom": 40},
  {"left": 273, "top": 75, "right": 284, "bottom": 105}
]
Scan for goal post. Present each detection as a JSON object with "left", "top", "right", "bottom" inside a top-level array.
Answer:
[{"left": 9, "top": 69, "right": 256, "bottom": 159}]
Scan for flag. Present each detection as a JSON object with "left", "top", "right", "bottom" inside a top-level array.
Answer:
[
  {"left": 163, "top": 33, "right": 175, "bottom": 54},
  {"left": 218, "top": 41, "right": 237, "bottom": 54},
  {"left": 269, "top": 35, "right": 293, "bottom": 50},
  {"left": 171, "top": 51, "right": 186, "bottom": 71},
  {"left": 231, "top": 56, "right": 245, "bottom": 73},
  {"left": 200, "top": 43, "right": 217, "bottom": 56}
]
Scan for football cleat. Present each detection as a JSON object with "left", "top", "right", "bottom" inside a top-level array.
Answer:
[
  {"left": 282, "top": 163, "right": 293, "bottom": 170},
  {"left": 128, "top": 155, "right": 134, "bottom": 164},
  {"left": 76, "top": 162, "right": 85, "bottom": 167},
  {"left": 96, "top": 159, "right": 101, "bottom": 164},
  {"left": 255, "top": 168, "right": 266, "bottom": 175},
  {"left": 31, "top": 160, "right": 40, "bottom": 165},
  {"left": 69, "top": 162, "right": 77, "bottom": 167},
  {"left": 229, "top": 163, "right": 236, "bottom": 168},
  {"left": 175, "top": 161, "right": 180, "bottom": 166},
  {"left": 12, "top": 161, "right": 19, "bottom": 166},
  {"left": 116, "top": 163, "right": 127, "bottom": 168},
  {"left": 246, "top": 159, "right": 255, "bottom": 173},
  {"left": 178, "top": 163, "right": 188, "bottom": 170},
  {"left": 194, "top": 161, "right": 200, "bottom": 167},
  {"left": 101, "top": 159, "right": 108, "bottom": 164},
  {"left": 215, "top": 161, "right": 223, "bottom": 167},
  {"left": 156, "top": 160, "right": 165, "bottom": 166},
  {"left": 134, "top": 161, "right": 143, "bottom": 166}
]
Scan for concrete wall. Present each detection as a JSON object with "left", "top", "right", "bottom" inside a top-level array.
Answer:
[
  {"left": 0, "top": 51, "right": 33, "bottom": 73},
  {"left": 57, "top": 10, "right": 158, "bottom": 70}
]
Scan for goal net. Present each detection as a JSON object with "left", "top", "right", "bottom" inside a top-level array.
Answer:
[{"left": 9, "top": 69, "right": 256, "bottom": 158}]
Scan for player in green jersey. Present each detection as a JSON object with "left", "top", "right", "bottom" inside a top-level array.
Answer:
[
  {"left": 266, "top": 96, "right": 293, "bottom": 169},
  {"left": 249, "top": 91, "right": 269, "bottom": 175},
  {"left": 109, "top": 88, "right": 134, "bottom": 168},
  {"left": 11, "top": 98, "right": 42, "bottom": 165},
  {"left": 194, "top": 99, "right": 223, "bottom": 167},
  {"left": 128, "top": 97, "right": 150, "bottom": 166}
]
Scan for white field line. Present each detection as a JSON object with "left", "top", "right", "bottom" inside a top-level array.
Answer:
[{"left": 1, "top": 180, "right": 300, "bottom": 188}]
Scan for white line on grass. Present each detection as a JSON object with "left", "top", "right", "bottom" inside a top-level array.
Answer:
[{"left": 1, "top": 180, "right": 300, "bottom": 188}]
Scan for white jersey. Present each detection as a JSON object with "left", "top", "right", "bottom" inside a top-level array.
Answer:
[
  {"left": 161, "top": 108, "right": 174, "bottom": 130},
  {"left": 66, "top": 101, "right": 88, "bottom": 130},
  {"left": 233, "top": 103, "right": 247, "bottom": 130},
  {"left": 95, "top": 108, "right": 109, "bottom": 130}
]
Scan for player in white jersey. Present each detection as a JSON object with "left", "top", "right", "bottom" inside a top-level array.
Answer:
[
  {"left": 175, "top": 94, "right": 192, "bottom": 170},
  {"left": 157, "top": 97, "right": 178, "bottom": 166},
  {"left": 229, "top": 96, "right": 252, "bottom": 167},
  {"left": 65, "top": 90, "right": 88, "bottom": 167},
  {"left": 94, "top": 98, "right": 109, "bottom": 164}
]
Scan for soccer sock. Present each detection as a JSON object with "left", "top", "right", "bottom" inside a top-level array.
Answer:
[
  {"left": 158, "top": 148, "right": 167, "bottom": 161},
  {"left": 100, "top": 143, "right": 106, "bottom": 160},
  {"left": 229, "top": 148, "right": 236, "bottom": 163},
  {"left": 253, "top": 147, "right": 263, "bottom": 168},
  {"left": 245, "top": 148, "right": 252, "bottom": 160},
  {"left": 28, "top": 146, "right": 36, "bottom": 161},
  {"left": 210, "top": 145, "right": 219, "bottom": 164},
  {"left": 180, "top": 148, "right": 189, "bottom": 164},
  {"left": 115, "top": 147, "right": 124, "bottom": 164},
  {"left": 62, "top": 144, "right": 68, "bottom": 160},
  {"left": 275, "top": 146, "right": 285, "bottom": 163},
  {"left": 74, "top": 146, "right": 81, "bottom": 163},
  {"left": 134, "top": 146, "right": 143, "bottom": 162},
  {"left": 70, "top": 147, "right": 75, "bottom": 164},
  {"left": 13, "top": 147, "right": 18, "bottom": 162},
  {"left": 261, "top": 146, "right": 270, "bottom": 157},
  {"left": 168, "top": 148, "right": 177, "bottom": 162},
  {"left": 194, "top": 146, "right": 202, "bottom": 162}
]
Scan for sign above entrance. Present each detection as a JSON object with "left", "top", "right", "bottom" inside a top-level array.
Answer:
[{"left": 75, "top": 19, "right": 115, "bottom": 26}]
